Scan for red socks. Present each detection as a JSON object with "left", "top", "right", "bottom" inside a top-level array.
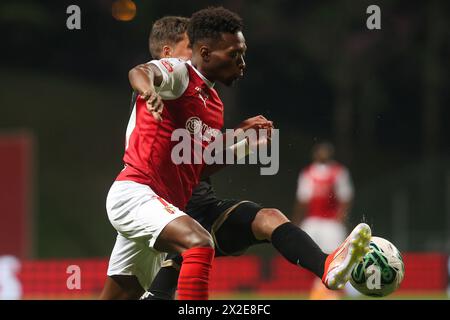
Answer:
[{"left": 177, "top": 247, "right": 214, "bottom": 300}]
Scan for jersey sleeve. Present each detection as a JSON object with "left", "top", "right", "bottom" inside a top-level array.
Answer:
[
  {"left": 148, "top": 58, "right": 189, "bottom": 100},
  {"left": 335, "top": 168, "right": 354, "bottom": 202},
  {"left": 296, "top": 171, "right": 313, "bottom": 202}
]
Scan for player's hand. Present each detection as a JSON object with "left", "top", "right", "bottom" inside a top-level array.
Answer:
[
  {"left": 141, "top": 90, "right": 164, "bottom": 122},
  {"left": 235, "top": 115, "right": 273, "bottom": 132},
  {"left": 234, "top": 115, "right": 274, "bottom": 153}
]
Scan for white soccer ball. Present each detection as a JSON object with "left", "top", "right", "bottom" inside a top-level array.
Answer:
[{"left": 350, "top": 236, "right": 405, "bottom": 297}]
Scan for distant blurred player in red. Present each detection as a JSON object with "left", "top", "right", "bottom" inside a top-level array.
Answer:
[{"left": 292, "top": 142, "right": 354, "bottom": 300}]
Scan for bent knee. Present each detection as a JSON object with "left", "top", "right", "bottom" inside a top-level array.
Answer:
[
  {"left": 184, "top": 231, "right": 214, "bottom": 249},
  {"left": 257, "top": 208, "right": 288, "bottom": 223},
  {"left": 252, "top": 208, "right": 289, "bottom": 240}
]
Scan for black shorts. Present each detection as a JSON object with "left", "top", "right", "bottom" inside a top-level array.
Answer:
[{"left": 163, "top": 199, "right": 267, "bottom": 268}]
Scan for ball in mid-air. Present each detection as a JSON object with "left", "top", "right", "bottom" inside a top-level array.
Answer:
[{"left": 350, "top": 236, "right": 405, "bottom": 297}]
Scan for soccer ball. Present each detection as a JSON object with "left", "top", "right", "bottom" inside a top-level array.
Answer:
[{"left": 350, "top": 236, "right": 405, "bottom": 297}]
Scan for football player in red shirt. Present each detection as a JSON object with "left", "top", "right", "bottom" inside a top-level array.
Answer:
[
  {"left": 293, "top": 142, "right": 354, "bottom": 299},
  {"left": 100, "top": 8, "right": 268, "bottom": 300},
  {"left": 127, "top": 11, "right": 372, "bottom": 300}
]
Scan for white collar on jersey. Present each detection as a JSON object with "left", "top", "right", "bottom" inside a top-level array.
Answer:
[{"left": 187, "top": 60, "right": 215, "bottom": 88}]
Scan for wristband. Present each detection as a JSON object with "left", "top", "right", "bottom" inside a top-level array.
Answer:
[{"left": 229, "top": 138, "right": 253, "bottom": 160}]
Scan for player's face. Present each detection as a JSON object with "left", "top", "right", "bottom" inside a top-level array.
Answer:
[
  {"left": 313, "top": 146, "right": 333, "bottom": 162},
  {"left": 172, "top": 33, "right": 192, "bottom": 61},
  {"left": 208, "top": 31, "right": 247, "bottom": 86}
]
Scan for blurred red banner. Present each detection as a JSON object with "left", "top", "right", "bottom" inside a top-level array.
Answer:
[
  {"left": 0, "top": 253, "right": 446, "bottom": 299},
  {"left": 0, "top": 133, "right": 33, "bottom": 258}
]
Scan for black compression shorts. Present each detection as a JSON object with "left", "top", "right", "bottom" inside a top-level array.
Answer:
[{"left": 163, "top": 199, "right": 267, "bottom": 268}]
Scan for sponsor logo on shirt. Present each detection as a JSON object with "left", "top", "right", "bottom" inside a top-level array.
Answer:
[{"left": 185, "top": 117, "right": 221, "bottom": 142}]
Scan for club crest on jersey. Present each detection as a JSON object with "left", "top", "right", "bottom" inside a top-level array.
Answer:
[
  {"left": 194, "top": 86, "right": 209, "bottom": 108},
  {"left": 161, "top": 60, "right": 174, "bottom": 72}
]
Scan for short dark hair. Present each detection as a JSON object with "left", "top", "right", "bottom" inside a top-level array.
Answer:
[
  {"left": 187, "top": 7, "right": 243, "bottom": 46},
  {"left": 149, "top": 16, "right": 190, "bottom": 59}
]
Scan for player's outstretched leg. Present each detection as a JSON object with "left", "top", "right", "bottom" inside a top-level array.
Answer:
[
  {"left": 252, "top": 209, "right": 370, "bottom": 291},
  {"left": 254, "top": 209, "right": 328, "bottom": 278},
  {"left": 321, "top": 223, "right": 371, "bottom": 290}
]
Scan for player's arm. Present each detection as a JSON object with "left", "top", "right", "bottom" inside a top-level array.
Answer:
[
  {"left": 336, "top": 200, "right": 352, "bottom": 222},
  {"left": 128, "top": 63, "right": 164, "bottom": 121},
  {"left": 129, "top": 60, "right": 189, "bottom": 121},
  {"left": 201, "top": 115, "right": 274, "bottom": 178},
  {"left": 291, "top": 171, "right": 311, "bottom": 226},
  {"left": 291, "top": 200, "right": 307, "bottom": 226},
  {"left": 335, "top": 168, "right": 354, "bottom": 221}
]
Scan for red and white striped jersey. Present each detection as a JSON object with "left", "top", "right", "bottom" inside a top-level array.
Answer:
[
  {"left": 296, "top": 162, "right": 353, "bottom": 219},
  {"left": 116, "top": 58, "right": 224, "bottom": 210}
]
